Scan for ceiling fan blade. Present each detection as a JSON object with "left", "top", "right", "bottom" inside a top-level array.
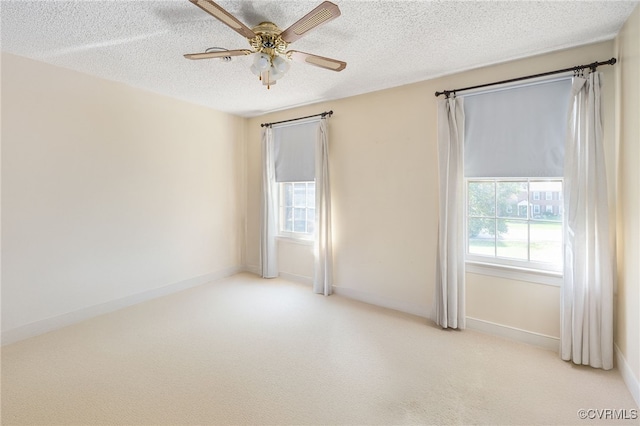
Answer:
[
  {"left": 184, "top": 49, "right": 252, "bottom": 60},
  {"left": 288, "top": 50, "right": 346, "bottom": 72},
  {"left": 188, "top": 0, "right": 256, "bottom": 39},
  {"left": 279, "top": 1, "right": 341, "bottom": 43}
]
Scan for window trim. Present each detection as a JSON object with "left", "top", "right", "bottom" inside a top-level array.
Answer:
[
  {"left": 276, "top": 235, "right": 314, "bottom": 245},
  {"left": 465, "top": 177, "right": 564, "bottom": 275},
  {"left": 466, "top": 261, "right": 562, "bottom": 287}
]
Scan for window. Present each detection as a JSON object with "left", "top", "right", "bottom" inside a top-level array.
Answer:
[
  {"left": 279, "top": 182, "right": 315, "bottom": 238},
  {"left": 271, "top": 120, "right": 319, "bottom": 241},
  {"left": 467, "top": 179, "right": 563, "bottom": 272},
  {"left": 462, "top": 77, "right": 571, "bottom": 277}
]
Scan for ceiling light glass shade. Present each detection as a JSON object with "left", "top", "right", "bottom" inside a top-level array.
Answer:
[
  {"left": 270, "top": 66, "right": 284, "bottom": 81},
  {"left": 272, "top": 55, "right": 290, "bottom": 74},
  {"left": 253, "top": 53, "right": 271, "bottom": 72},
  {"left": 251, "top": 52, "right": 289, "bottom": 86}
]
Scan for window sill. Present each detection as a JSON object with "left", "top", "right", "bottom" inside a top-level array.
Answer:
[
  {"left": 466, "top": 261, "right": 562, "bottom": 287},
  {"left": 276, "top": 235, "right": 314, "bottom": 246}
]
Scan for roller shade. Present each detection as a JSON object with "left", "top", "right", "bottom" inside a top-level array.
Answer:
[
  {"left": 463, "top": 78, "right": 572, "bottom": 177},
  {"left": 273, "top": 120, "right": 318, "bottom": 182}
]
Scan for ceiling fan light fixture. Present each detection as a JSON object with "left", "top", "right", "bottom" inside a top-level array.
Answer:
[
  {"left": 269, "top": 67, "right": 284, "bottom": 81},
  {"left": 253, "top": 52, "right": 272, "bottom": 72},
  {"left": 272, "top": 55, "right": 290, "bottom": 74}
]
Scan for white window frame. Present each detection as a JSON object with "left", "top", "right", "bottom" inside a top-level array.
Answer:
[
  {"left": 278, "top": 181, "right": 315, "bottom": 241},
  {"left": 465, "top": 178, "right": 564, "bottom": 278}
]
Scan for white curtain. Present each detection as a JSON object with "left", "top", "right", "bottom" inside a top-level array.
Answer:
[
  {"left": 313, "top": 119, "right": 333, "bottom": 295},
  {"left": 261, "top": 127, "right": 278, "bottom": 278},
  {"left": 562, "top": 72, "right": 613, "bottom": 370},
  {"left": 435, "top": 97, "right": 465, "bottom": 329}
]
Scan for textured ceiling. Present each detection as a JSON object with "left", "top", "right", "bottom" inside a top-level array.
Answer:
[{"left": 1, "top": 1, "right": 638, "bottom": 117}]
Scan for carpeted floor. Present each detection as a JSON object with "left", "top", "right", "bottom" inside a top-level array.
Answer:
[{"left": 1, "top": 273, "right": 637, "bottom": 425}]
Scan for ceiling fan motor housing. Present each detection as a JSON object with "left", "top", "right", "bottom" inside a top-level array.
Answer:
[{"left": 250, "top": 22, "right": 288, "bottom": 57}]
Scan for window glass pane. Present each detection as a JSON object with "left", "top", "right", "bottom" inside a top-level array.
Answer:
[
  {"left": 283, "top": 207, "right": 293, "bottom": 232},
  {"left": 293, "top": 208, "right": 306, "bottom": 232},
  {"left": 306, "top": 182, "right": 316, "bottom": 208},
  {"left": 530, "top": 181, "right": 562, "bottom": 222},
  {"left": 530, "top": 221, "right": 562, "bottom": 263},
  {"left": 468, "top": 182, "right": 495, "bottom": 216},
  {"left": 294, "top": 183, "right": 306, "bottom": 207},
  {"left": 466, "top": 178, "right": 563, "bottom": 271},
  {"left": 497, "top": 182, "right": 527, "bottom": 218},
  {"left": 496, "top": 219, "right": 528, "bottom": 260},
  {"left": 468, "top": 218, "right": 495, "bottom": 256},
  {"left": 307, "top": 208, "right": 315, "bottom": 234},
  {"left": 282, "top": 183, "right": 293, "bottom": 207}
]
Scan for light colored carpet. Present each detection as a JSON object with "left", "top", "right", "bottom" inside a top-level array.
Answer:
[{"left": 1, "top": 273, "right": 637, "bottom": 425}]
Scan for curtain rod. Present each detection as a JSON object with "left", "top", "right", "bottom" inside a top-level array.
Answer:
[
  {"left": 435, "top": 57, "right": 617, "bottom": 98},
  {"left": 261, "top": 110, "right": 333, "bottom": 128}
]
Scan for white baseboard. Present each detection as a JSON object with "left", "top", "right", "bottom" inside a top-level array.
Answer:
[
  {"left": 278, "top": 272, "right": 313, "bottom": 286},
  {"left": 331, "top": 285, "right": 431, "bottom": 319},
  {"left": 241, "top": 265, "right": 312, "bottom": 286},
  {"left": 1, "top": 265, "right": 243, "bottom": 346},
  {"left": 244, "top": 264, "right": 261, "bottom": 276},
  {"left": 615, "top": 344, "right": 640, "bottom": 408},
  {"left": 465, "top": 316, "right": 560, "bottom": 352}
]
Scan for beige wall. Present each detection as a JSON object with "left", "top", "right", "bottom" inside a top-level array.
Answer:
[
  {"left": 615, "top": 4, "right": 640, "bottom": 386},
  {"left": 1, "top": 53, "right": 244, "bottom": 334},
  {"left": 245, "top": 41, "right": 617, "bottom": 337}
]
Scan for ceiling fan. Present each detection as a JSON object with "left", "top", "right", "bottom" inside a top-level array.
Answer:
[{"left": 184, "top": 0, "right": 347, "bottom": 89}]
